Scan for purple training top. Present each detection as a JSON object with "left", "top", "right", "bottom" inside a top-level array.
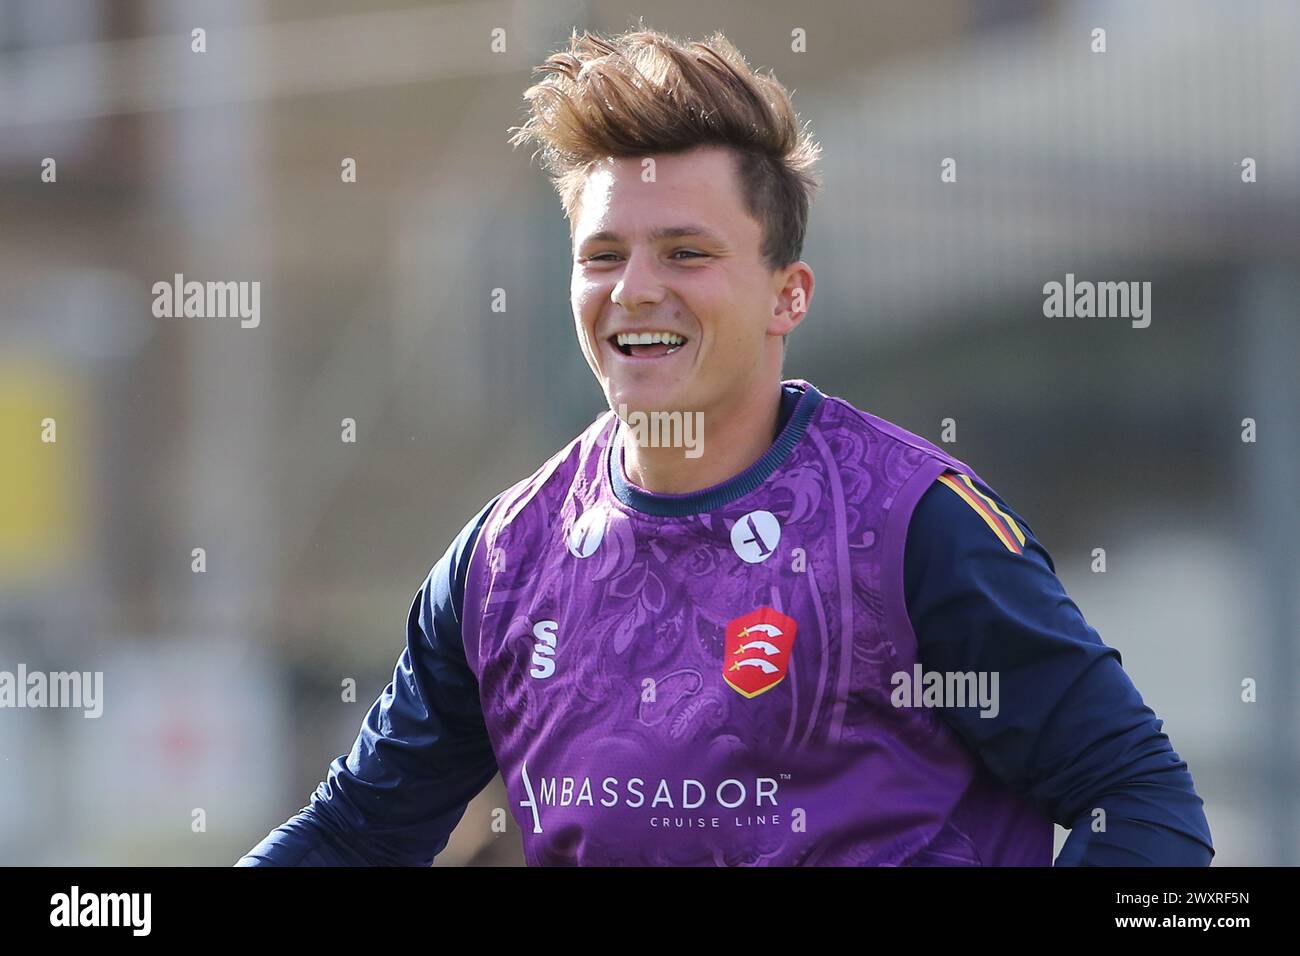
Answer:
[{"left": 461, "top": 379, "right": 1053, "bottom": 865}]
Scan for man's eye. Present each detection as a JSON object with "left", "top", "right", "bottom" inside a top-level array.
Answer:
[{"left": 581, "top": 250, "right": 704, "bottom": 263}]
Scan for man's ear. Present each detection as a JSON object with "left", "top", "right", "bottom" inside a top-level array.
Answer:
[{"left": 770, "top": 260, "right": 814, "bottom": 337}]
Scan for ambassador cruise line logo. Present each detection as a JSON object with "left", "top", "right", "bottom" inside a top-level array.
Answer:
[{"left": 517, "top": 762, "right": 782, "bottom": 834}]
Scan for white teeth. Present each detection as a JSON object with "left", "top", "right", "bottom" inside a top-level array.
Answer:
[{"left": 616, "top": 331, "right": 686, "bottom": 347}]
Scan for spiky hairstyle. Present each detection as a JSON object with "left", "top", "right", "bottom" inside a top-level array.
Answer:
[{"left": 508, "top": 28, "right": 822, "bottom": 271}]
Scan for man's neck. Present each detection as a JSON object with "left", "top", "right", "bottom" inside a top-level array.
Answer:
[{"left": 619, "top": 384, "right": 784, "bottom": 495}]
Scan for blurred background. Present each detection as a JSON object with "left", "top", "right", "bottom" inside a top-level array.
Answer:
[{"left": 1, "top": 0, "right": 1296, "bottom": 866}]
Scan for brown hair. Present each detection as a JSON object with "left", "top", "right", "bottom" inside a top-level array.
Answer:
[{"left": 508, "top": 28, "right": 822, "bottom": 271}]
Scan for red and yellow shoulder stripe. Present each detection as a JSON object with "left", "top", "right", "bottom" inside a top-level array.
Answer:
[{"left": 935, "top": 471, "right": 1027, "bottom": 555}]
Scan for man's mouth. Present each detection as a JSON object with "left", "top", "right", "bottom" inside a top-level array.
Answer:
[{"left": 609, "top": 330, "right": 688, "bottom": 359}]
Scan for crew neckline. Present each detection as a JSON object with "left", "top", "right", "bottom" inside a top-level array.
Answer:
[{"left": 606, "top": 379, "right": 825, "bottom": 516}]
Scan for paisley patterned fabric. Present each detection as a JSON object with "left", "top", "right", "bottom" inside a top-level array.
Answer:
[{"left": 461, "top": 379, "right": 1052, "bottom": 866}]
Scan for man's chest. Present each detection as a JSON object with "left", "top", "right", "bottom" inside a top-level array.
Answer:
[
  {"left": 468, "top": 504, "right": 930, "bottom": 863},
  {"left": 475, "top": 501, "right": 903, "bottom": 742}
]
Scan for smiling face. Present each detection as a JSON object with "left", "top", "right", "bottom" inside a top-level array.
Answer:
[{"left": 571, "top": 145, "right": 809, "bottom": 420}]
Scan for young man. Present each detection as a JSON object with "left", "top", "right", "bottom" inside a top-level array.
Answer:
[{"left": 239, "top": 29, "right": 1212, "bottom": 866}]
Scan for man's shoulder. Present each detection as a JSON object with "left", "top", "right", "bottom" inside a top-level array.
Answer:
[{"left": 810, "top": 384, "right": 967, "bottom": 469}]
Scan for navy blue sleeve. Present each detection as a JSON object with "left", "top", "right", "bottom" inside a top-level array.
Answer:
[
  {"left": 237, "top": 496, "right": 502, "bottom": 866},
  {"left": 903, "top": 473, "right": 1214, "bottom": 866}
]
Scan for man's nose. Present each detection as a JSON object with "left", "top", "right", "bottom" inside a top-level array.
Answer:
[{"left": 611, "top": 247, "right": 665, "bottom": 311}]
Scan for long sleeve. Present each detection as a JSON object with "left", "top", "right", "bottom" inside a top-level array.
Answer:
[
  {"left": 903, "top": 471, "right": 1214, "bottom": 866},
  {"left": 237, "top": 496, "right": 502, "bottom": 866}
]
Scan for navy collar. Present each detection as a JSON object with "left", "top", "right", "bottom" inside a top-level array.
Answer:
[{"left": 607, "top": 380, "right": 825, "bottom": 516}]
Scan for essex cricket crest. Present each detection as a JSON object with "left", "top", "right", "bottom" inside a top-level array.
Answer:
[{"left": 723, "top": 607, "right": 797, "bottom": 699}]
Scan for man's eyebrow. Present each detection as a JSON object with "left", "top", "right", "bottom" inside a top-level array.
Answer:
[{"left": 580, "top": 225, "right": 726, "bottom": 245}]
